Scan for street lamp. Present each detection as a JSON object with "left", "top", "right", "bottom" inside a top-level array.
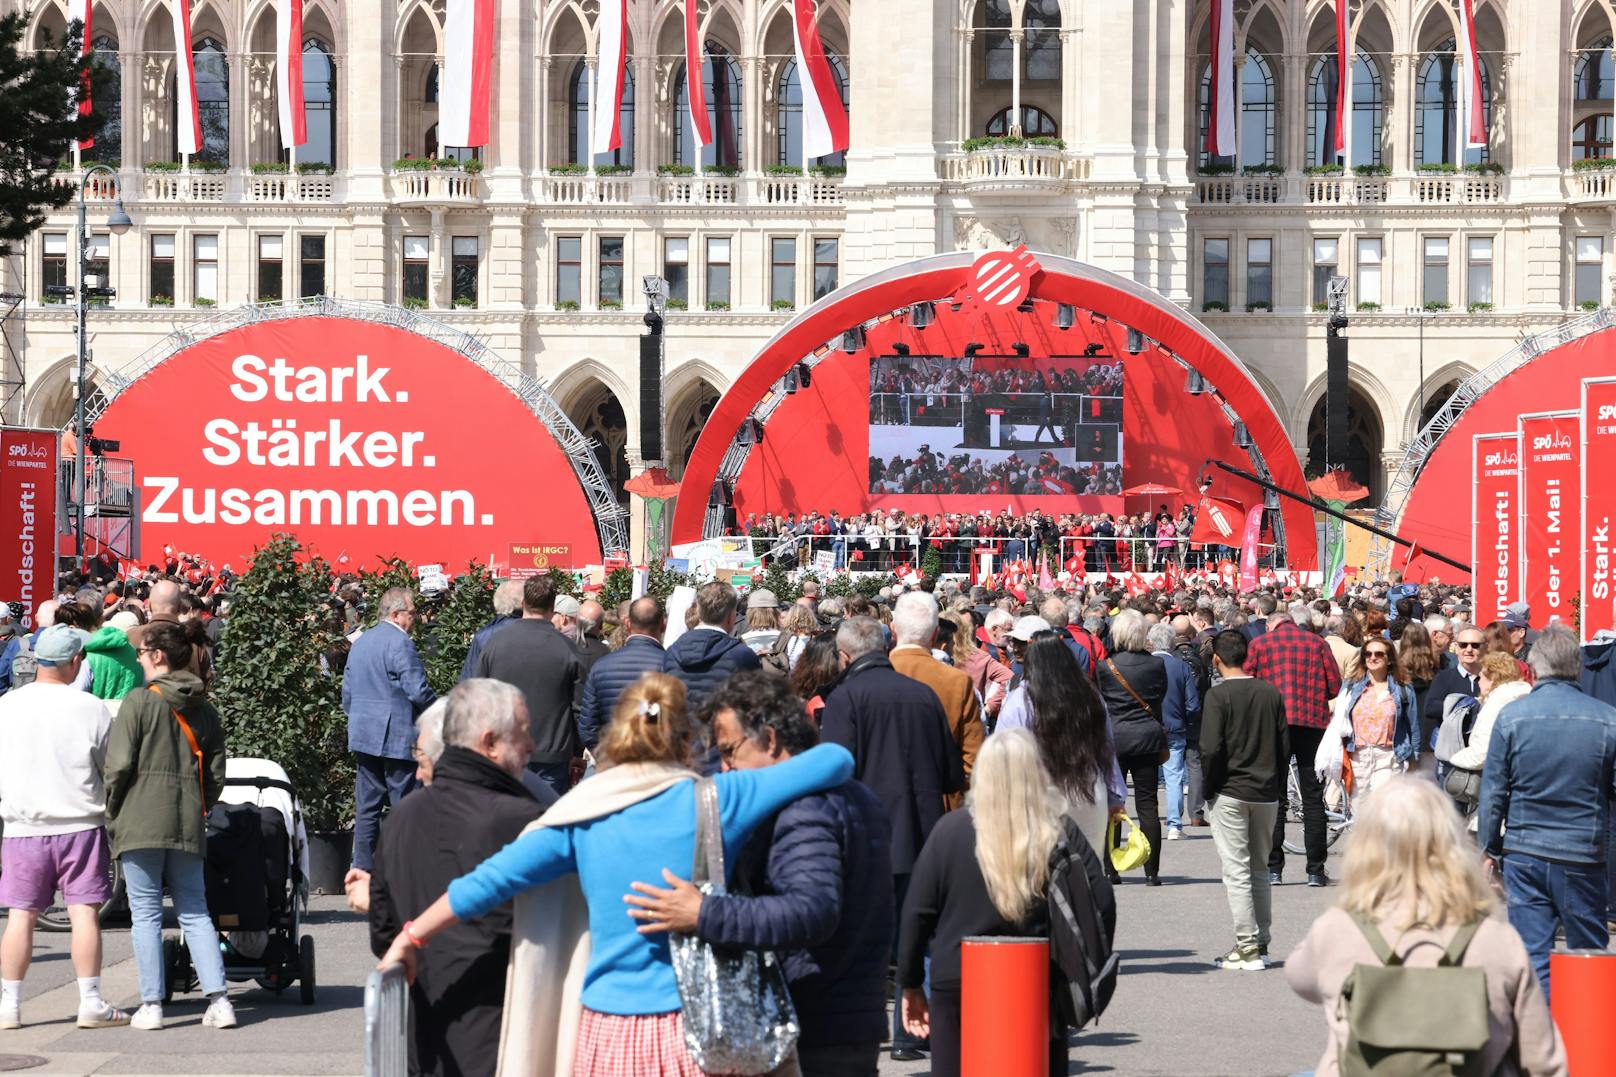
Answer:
[{"left": 74, "top": 163, "right": 132, "bottom": 563}]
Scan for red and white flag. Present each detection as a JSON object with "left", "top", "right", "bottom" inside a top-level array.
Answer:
[
  {"left": 1333, "top": 0, "right": 1350, "bottom": 157},
  {"left": 684, "top": 0, "right": 711, "bottom": 148},
  {"left": 68, "top": 0, "right": 93, "bottom": 149},
  {"left": 1205, "top": 0, "right": 1235, "bottom": 157},
  {"left": 171, "top": 0, "right": 202, "bottom": 155},
  {"left": 791, "top": 0, "right": 849, "bottom": 160},
  {"left": 1458, "top": 0, "right": 1486, "bottom": 149},
  {"left": 276, "top": 0, "right": 305, "bottom": 149},
  {"left": 592, "top": 0, "right": 628, "bottom": 154},
  {"left": 440, "top": 0, "right": 494, "bottom": 149}
]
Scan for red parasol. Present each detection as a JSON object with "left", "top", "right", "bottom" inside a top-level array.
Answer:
[
  {"left": 1308, "top": 469, "right": 1369, "bottom": 504},
  {"left": 624, "top": 467, "right": 682, "bottom": 500},
  {"left": 1122, "top": 482, "right": 1182, "bottom": 498}
]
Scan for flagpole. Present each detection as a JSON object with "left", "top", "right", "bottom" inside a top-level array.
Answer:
[{"left": 586, "top": 56, "right": 597, "bottom": 175}]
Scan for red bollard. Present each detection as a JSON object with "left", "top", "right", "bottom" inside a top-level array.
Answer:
[
  {"left": 1550, "top": 949, "right": 1616, "bottom": 1076},
  {"left": 961, "top": 936, "right": 1049, "bottom": 1077}
]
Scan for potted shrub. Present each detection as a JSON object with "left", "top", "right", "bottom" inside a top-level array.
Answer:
[
  {"left": 1416, "top": 162, "right": 1458, "bottom": 173},
  {"left": 150, "top": 294, "right": 174, "bottom": 307},
  {"left": 657, "top": 164, "right": 695, "bottom": 176},
  {"left": 1241, "top": 164, "right": 1282, "bottom": 176},
  {"left": 146, "top": 160, "right": 182, "bottom": 173},
  {"left": 422, "top": 564, "right": 496, "bottom": 695},
  {"left": 251, "top": 162, "right": 290, "bottom": 175},
  {"left": 771, "top": 298, "right": 794, "bottom": 311},
  {"left": 1423, "top": 300, "right": 1451, "bottom": 312},
  {"left": 665, "top": 298, "right": 688, "bottom": 311},
  {"left": 1352, "top": 163, "right": 1391, "bottom": 176},
  {"left": 1311, "top": 301, "right": 1330, "bottom": 312},
  {"left": 595, "top": 163, "right": 632, "bottom": 175},
  {"left": 191, "top": 160, "right": 227, "bottom": 173},
  {"left": 453, "top": 296, "right": 476, "bottom": 309},
  {"left": 549, "top": 162, "right": 587, "bottom": 174},
  {"left": 403, "top": 296, "right": 427, "bottom": 310},
  {"left": 703, "top": 165, "right": 741, "bottom": 177},
  {"left": 194, "top": 297, "right": 216, "bottom": 308},
  {"left": 1197, "top": 163, "right": 1235, "bottom": 176},
  {"left": 1304, "top": 164, "right": 1343, "bottom": 176},
  {"left": 1356, "top": 301, "right": 1381, "bottom": 312},
  {"left": 556, "top": 299, "right": 581, "bottom": 311},
  {"left": 808, "top": 164, "right": 846, "bottom": 177},
  {"left": 600, "top": 298, "right": 623, "bottom": 310},
  {"left": 1573, "top": 157, "right": 1616, "bottom": 172},
  {"left": 298, "top": 162, "right": 335, "bottom": 175},
  {"left": 766, "top": 164, "right": 804, "bottom": 176},
  {"left": 1461, "top": 162, "right": 1503, "bottom": 175},
  {"left": 212, "top": 534, "right": 353, "bottom": 891},
  {"left": 391, "top": 157, "right": 430, "bottom": 171},
  {"left": 705, "top": 299, "right": 731, "bottom": 312},
  {"left": 1467, "top": 300, "right": 1494, "bottom": 314},
  {"left": 1201, "top": 300, "right": 1229, "bottom": 313},
  {"left": 462, "top": 158, "right": 485, "bottom": 174},
  {"left": 1246, "top": 300, "right": 1273, "bottom": 312},
  {"left": 1581, "top": 299, "right": 1602, "bottom": 311}
]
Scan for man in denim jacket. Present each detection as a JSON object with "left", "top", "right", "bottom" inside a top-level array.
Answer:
[{"left": 1477, "top": 625, "right": 1616, "bottom": 1000}]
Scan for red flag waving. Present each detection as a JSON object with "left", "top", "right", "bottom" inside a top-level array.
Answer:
[{"left": 1191, "top": 495, "right": 1246, "bottom": 546}]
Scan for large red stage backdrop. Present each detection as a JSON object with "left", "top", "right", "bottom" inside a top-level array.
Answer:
[
  {"left": 94, "top": 317, "right": 602, "bottom": 569},
  {"left": 1583, "top": 378, "right": 1616, "bottom": 639},
  {"left": 1471, "top": 433, "right": 1518, "bottom": 627}
]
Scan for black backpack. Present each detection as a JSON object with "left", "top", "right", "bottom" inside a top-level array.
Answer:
[{"left": 1046, "top": 819, "right": 1119, "bottom": 1028}]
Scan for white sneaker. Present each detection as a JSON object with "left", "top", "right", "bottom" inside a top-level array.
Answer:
[
  {"left": 1166, "top": 826, "right": 1184, "bottom": 841},
  {"left": 202, "top": 996, "right": 237, "bottom": 1029},
  {"left": 129, "top": 1003, "right": 164, "bottom": 1030},
  {"left": 77, "top": 1001, "right": 131, "bottom": 1029},
  {"left": 0, "top": 1000, "right": 19, "bottom": 1030}
]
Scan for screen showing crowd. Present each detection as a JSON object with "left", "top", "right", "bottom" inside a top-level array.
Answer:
[{"left": 868, "top": 355, "right": 1124, "bottom": 496}]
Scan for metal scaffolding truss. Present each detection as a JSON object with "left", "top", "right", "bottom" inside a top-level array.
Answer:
[
  {"left": 1367, "top": 306, "right": 1616, "bottom": 578},
  {"left": 84, "top": 296, "right": 630, "bottom": 558}
]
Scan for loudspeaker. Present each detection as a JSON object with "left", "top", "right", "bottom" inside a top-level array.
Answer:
[
  {"left": 639, "top": 332, "right": 664, "bottom": 463},
  {"left": 1326, "top": 333, "right": 1348, "bottom": 470}
]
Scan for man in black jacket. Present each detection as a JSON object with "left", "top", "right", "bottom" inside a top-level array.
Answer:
[
  {"left": 368, "top": 679, "right": 551, "bottom": 1077},
  {"left": 473, "top": 575, "right": 585, "bottom": 797},
  {"left": 662, "top": 582, "right": 762, "bottom": 712},
  {"left": 819, "top": 616, "right": 962, "bottom": 1061},
  {"left": 625, "top": 673, "right": 894, "bottom": 1077}
]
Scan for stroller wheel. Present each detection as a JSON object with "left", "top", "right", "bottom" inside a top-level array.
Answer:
[
  {"left": 298, "top": 936, "right": 316, "bottom": 1006},
  {"left": 161, "top": 936, "right": 181, "bottom": 1004}
]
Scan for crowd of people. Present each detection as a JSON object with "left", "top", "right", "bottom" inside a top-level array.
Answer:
[
  {"left": 737, "top": 503, "right": 1219, "bottom": 574},
  {"left": 5, "top": 548, "right": 1610, "bottom": 1077},
  {"left": 868, "top": 451, "right": 1124, "bottom": 498}
]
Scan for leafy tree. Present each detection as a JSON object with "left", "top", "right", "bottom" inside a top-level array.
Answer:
[
  {"left": 357, "top": 557, "right": 418, "bottom": 628},
  {"left": 0, "top": 15, "right": 104, "bottom": 254},
  {"left": 213, "top": 534, "right": 353, "bottom": 832},
  {"left": 424, "top": 562, "right": 495, "bottom": 695}
]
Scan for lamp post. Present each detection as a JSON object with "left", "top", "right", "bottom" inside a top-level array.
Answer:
[{"left": 74, "top": 164, "right": 133, "bottom": 563}]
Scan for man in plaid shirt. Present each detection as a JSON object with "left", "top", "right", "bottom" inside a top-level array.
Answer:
[{"left": 1244, "top": 604, "right": 1343, "bottom": 887}]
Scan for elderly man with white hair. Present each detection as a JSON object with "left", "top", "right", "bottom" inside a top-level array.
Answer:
[
  {"left": 981, "top": 607, "right": 1016, "bottom": 663},
  {"left": 366, "top": 679, "right": 552, "bottom": 1077},
  {"left": 888, "top": 591, "right": 984, "bottom": 811}
]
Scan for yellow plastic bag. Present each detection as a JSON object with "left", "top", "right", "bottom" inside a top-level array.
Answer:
[{"left": 1107, "top": 812, "right": 1152, "bottom": 874}]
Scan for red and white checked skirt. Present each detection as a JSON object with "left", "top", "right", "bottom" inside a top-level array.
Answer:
[{"left": 573, "top": 1008, "right": 706, "bottom": 1077}]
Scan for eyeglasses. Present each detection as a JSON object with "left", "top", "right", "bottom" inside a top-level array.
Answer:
[
  {"left": 1364, "top": 650, "right": 1390, "bottom": 659},
  {"left": 1456, "top": 641, "right": 1483, "bottom": 650}
]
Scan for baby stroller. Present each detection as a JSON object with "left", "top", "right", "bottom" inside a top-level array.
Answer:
[{"left": 163, "top": 757, "right": 318, "bottom": 1005}]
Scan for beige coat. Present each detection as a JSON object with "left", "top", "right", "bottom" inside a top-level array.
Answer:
[{"left": 1285, "top": 906, "right": 1567, "bottom": 1077}]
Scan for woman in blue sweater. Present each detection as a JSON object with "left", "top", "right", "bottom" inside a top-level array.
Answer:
[{"left": 376, "top": 671, "right": 853, "bottom": 1076}]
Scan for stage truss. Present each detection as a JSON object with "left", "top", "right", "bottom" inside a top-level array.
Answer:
[
  {"left": 1367, "top": 306, "right": 1616, "bottom": 578},
  {"left": 81, "top": 296, "right": 630, "bottom": 558}
]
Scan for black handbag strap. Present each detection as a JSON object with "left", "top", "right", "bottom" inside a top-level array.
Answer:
[
  {"left": 690, "top": 777, "right": 724, "bottom": 889},
  {"left": 1105, "top": 657, "right": 1156, "bottom": 719}
]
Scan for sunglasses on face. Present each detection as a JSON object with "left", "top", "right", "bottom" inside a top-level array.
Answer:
[
  {"left": 1365, "top": 650, "right": 1390, "bottom": 659},
  {"left": 1456, "top": 641, "right": 1483, "bottom": 650}
]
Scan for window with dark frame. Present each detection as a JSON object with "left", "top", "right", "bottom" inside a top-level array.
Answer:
[
  {"left": 664, "top": 237, "right": 690, "bottom": 304},
  {"left": 1312, "top": 237, "right": 1339, "bottom": 307},
  {"left": 299, "top": 234, "right": 326, "bottom": 298},
  {"left": 257, "top": 235, "right": 284, "bottom": 301},
  {"left": 149, "top": 235, "right": 175, "bottom": 304},
  {"left": 1576, "top": 236, "right": 1604, "bottom": 307},
  {"left": 85, "top": 234, "right": 110, "bottom": 306},
  {"left": 42, "top": 233, "right": 67, "bottom": 302},
  {"left": 451, "top": 236, "right": 479, "bottom": 306},
  {"left": 770, "top": 237, "right": 796, "bottom": 307},
  {"left": 193, "top": 234, "right": 218, "bottom": 304},
  {"left": 813, "top": 237, "right": 838, "bottom": 300},
  {"left": 1467, "top": 236, "right": 1493, "bottom": 306},
  {"left": 1422, "top": 236, "right": 1450, "bottom": 307},
  {"left": 705, "top": 236, "right": 731, "bottom": 307},
  {"left": 403, "top": 235, "right": 429, "bottom": 304},
  {"left": 1202, "top": 238, "right": 1229, "bottom": 307},
  {"left": 599, "top": 236, "right": 625, "bottom": 305},
  {"left": 557, "top": 236, "right": 582, "bottom": 306},
  {"left": 1246, "top": 238, "right": 1273, "bottom": 307}
]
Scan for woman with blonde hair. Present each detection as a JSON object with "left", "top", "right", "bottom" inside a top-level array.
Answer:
[
  {"left": 1286, "top": 776, "right": 1567, "bottom": 1076},
  {"left": 1331, "top": 639, "right": 1419, "bottom": 812},
  {"left": 376, "top": 672, "right": 854, "bottom": 1077},
  {"left": 938, "top": 609, "right": 1012, "bottom": 724},
  {"left": 1445, "top": 652, "right": 1531, "bottom": 816},
  {"left": 896, "top": 728, "right": 1074, "bottom": 1077}
]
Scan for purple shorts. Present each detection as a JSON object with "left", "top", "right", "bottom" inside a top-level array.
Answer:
[{"left": 0, "top": 828, "right": 113, "bottom": 911}]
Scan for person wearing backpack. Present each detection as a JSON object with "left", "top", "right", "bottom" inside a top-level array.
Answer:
[{"left": 1285, "top": 777, "right": 1567, "bottom": 1077}]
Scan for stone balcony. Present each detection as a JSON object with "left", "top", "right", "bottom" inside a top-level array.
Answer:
[
  {"left": 387, "top": 168, "right": 482, "bottom": 207},
  {"left": 1191, "top": 169, "right": 1508, "bottom": 208},
  {"left": 938, "top": 143, "right": 1090, "bottom": 192}
]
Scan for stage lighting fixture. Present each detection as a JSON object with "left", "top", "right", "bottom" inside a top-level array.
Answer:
[
  {"left": 709, "top": 481, "right": 732, "bottom": 507},
  {"left": 1126, "top": 328, "right": 1145, "bottom": 354},
  {"left": 1232, "top": 421, "right": 1252, "bottom": 449},
  {"left": 1055, "top": 304, "right": 1076, "bottom": 330},
  {"left": 1185, "top": 370, "right": 1207, "bottom": 396},
  {"left": 1012, "top": 342, "right": 1030, "bottom": 358},
  {"left": 892, "top": 343, "right": 911, "bottom": 356},
  {"left": 738, "top": 418, "right": 765, "bottom": 446},
  {"left": 1263, "top": 490, "right": 1281, "bottom": 512},
  {"left": 795, "top": 362, "right": 811, "bottom": 389},
  {"left": 783, "top": 368, "right": 800, "bottom": 395},
  {"left": 964, "top": 342, "right": 984, "bottom": 357},
  {"left": 841, "top": 325, "right": 866, "bottom": 353},
  {"left": 1017, "top": 299, "right": 1036, "bottom": 313},
  {"left": 1082, "top": 342, "right": 1104, "bottom": 358},
  {"left": 909, "top": 302, "right": 935, "bottom": 329}
]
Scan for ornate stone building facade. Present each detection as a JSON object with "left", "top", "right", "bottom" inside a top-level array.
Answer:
[{"left": 2, "top": 0, "right": 1611, "bottom": 506}]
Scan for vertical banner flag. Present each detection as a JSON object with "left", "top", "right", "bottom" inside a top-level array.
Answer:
[
  {"left": 1472, "top": 433, "right": 1518, "bottom": 625},
  {"left": 171, "top": 0, "right": 202, "bottom": 155},
  {"left": 684, "top": 0, "right": 711, "bottom": 148},
  {"left": 1205, "top": 0, "right": 1235, "bottom": 156},
  {"left": 1333, "top": 0, "right": 1350, "bottom": 157},
  {"left": 440, "top": 0, "right": 494, "bottom": 149},
  {"left": 1321, "top": 510, "right": 1349, "bottom": 596},
  {"left": 68, "top": 0, "right": 93, "bottom": 149},
  {"left": 791, "top": 0, "right": 850, "bottom": 160},
  {"left": 1581, "top": 378, "right": 1616, "bottom": 640},
  {"left": 0, "top": 430, "right": 58, "bottom": 631},
  {"left": 1458, "top": 0, "right": 1486, "bottom": 149},
  {"left": 1519, "top": 412, "right": 1581, "bottom": 627},
  {"left": 592, "top": 0, "right": 627, "bottom": 154},
  {"left": 1238, "top": 505, "right": 1264, "bottom": 592},
  {"left": 276, "top": 0, "right": 306, "bottom": 149}
]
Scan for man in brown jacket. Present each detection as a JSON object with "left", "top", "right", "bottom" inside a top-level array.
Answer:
[{"left": 887, "top": 590, "right": 982, "bottom": 810}]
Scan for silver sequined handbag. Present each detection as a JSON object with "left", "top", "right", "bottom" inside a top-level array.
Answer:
[{"left": 669, "top": 777, "right": 800, "bottom": 1074}]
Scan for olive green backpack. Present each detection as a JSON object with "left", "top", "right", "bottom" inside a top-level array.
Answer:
[{"left": 1339, "top": 914, "right": 1490, "bottom": 1077}]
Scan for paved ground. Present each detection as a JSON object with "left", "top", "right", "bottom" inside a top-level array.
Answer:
[{"left": 0, "top": 815, "right": 1340, "bottom": 1076}]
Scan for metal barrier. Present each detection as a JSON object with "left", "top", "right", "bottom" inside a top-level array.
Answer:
[{"left": 364, "top": 964, "right": 410, "bottom": 1077}]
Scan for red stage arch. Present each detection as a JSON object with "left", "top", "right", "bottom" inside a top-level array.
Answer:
[
  {"left": 672, "top": 251, "right": 1318, "bottom": 570},
  {"left": 1395, "top": 325, "right": 1616, "bottom": 583}
]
